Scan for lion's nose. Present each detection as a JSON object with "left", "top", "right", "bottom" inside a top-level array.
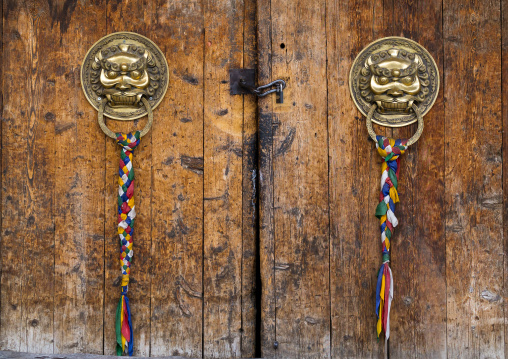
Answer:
[
  {"left": 387, "top": 89, "right": 403, "bottom": 96},
  {"left": 116, "top": 76, "right": 131, "bottom": 90}
]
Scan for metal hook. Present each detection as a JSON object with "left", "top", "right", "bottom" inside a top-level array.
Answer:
[
  {"left": 229, "top": 69, "right": 286, "bottom": 103},
  {"left": 239, "top": 79, "right": 286, "bottom": 103}
]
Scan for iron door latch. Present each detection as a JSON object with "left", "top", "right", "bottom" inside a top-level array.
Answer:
[{"left": 230, "top": 69, "right": 286, "bottom": 103}]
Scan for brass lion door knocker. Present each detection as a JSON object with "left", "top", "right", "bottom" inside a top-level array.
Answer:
[
  {"left": 349, "top": 37, "right": 439, "bottom": 354},
  {"left": 81, "top": 32, "right": 169, "bottom": 356}
]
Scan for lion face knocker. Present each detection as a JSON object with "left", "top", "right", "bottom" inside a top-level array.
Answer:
[
  {"left": 348, "top": 38, "right": 440, "bottom": 349},
  {"left": 81, "top": 33, "right": 170, "bottom": 355},
  {"left": 350, "top": 37, "right": 439, "bottom": 127},
  {"left": 92, "top": 44, "right": 158, "bottom": 108},
  {"left": 81, "top": 32, "right": 168, "bottom": 121},
  {"left": 360, "top": 48, "right": 429, "bottom": 114}
]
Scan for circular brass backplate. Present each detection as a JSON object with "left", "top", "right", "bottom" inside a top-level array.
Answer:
[
  {"left": 81, "top": 32, "right": 169, "bottom": 120},
  {"left": 349, "top": 37, "right": 439, "bottom": 127}
]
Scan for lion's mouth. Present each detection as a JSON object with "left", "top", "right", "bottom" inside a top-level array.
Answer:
[
  {"left": 106, "top": 93, "right": 144, "bottom": 107},
  {"left": 378, "top": 101, "right": 412, "bottom": 111},
  {"left": 374, "top": 94, "right": 416, "bottom": 113}
]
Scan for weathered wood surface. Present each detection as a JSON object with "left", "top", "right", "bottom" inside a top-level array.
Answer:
[
  {"left": 0, "top": 351, "right": 192, "bottom": 359},
  {"left": 240, "top": 0, "right": 259, "bottom": 355},
  {"left": 326, "top": 0, "right": 385, "bottom": 357},
  {"left": 407, "top": 1, "right": 447, "bottom": 358},
  {"left": 257, "top": 0, "right": 502, "bottom": 358},
  {"left": 1, "top": 0, "right": 507, "bottom": 358},
  {"left": 104, "top": 2, "right": 154, "bottom": 356},
  {"left": 1, "top": 0, "right": 256, "bottom": 357},
  {"left": 203, "top": 0, "right": 245, "bottom": 357},
  {"left": 53, "top": 0, "right": 106, "bottom": 354},
  {"left": 504, "top": 0, "right": 508, "bottom": 358},
  {"left": 444, "top": 0, "right": 504, "bottom": 358},
  {"left": 268, "top": 0, "right": 332, "bottom": 358},
  {"left": 146, "top": 1, "right": 204, "bottom": 357},
  {"left": 2, "top": 0, "right": 55, "bottom": 353},
  {"left": 0, "top": 351, "right": 255, "bottom": 359},
  {"left": 256, "top": 0, "right": 276, "bottom": 357}
]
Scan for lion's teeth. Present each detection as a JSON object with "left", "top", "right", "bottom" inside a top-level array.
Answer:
[
  {"left": 381, "top": 101, "right": 409, "bottom": 111},
  {"left": 111, "top": 95, "right": 136, "bottom": 105}
]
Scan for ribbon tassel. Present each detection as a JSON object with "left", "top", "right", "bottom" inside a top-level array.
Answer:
[
  {"left": 116, "top": 295, "right": 133, "bottom": 356},
  {"left": 115, "top": 132, "right": 140, "bottom": 356},
  {"left": 374, "top": 135, "right": 407, "bottom": 342}
]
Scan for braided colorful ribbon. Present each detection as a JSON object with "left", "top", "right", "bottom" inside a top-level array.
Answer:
[
  {"left": 115, "top": 131, "right": 140, "bottom": 356},
  {"left": 374, "top": 135, "right": 408, "bottom": 342}
]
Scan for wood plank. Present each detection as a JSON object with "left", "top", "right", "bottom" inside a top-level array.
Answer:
[
  {"left": 149, "top": 0, "right": 204, "bottom": 357},
  {"left": 268, "top": 0, "right": 330, "bottom": 357},
  {"left": 0, "top": 0, "right": 24, "bottom": 352},
  {"left": 380, "top": 1, "right": 448, "bottom": 357},
  {"left": 327, "top": 0, "right": 447, "bottom": 357},
  {"left": 358, "top": 4, "right": 394, "bottom": 357},
  {"left": 444, "top": 0, "right": 504, "bottom": 357},
  {"left": 240, "top": 0, "right": 259, "bottom": 356},
  {"left": 0, "top": 350, "right": 259, "bottom": 359},
  {"left": 504, "top": 0, "right": 508, "bottom": 357},
  {"left": 0, "top": 1, "right": 2, "bottom": 350},
  {"left": 386, "top": 1, "right": 419, "bottom": 357},
  {"left": 202, "top": 0, "right": 246, "bottom": 357},
  {"left": 18, "top": 2, "right": 56, "bottom": 351},
  {"left": 53, "top": 1, "right": 106, "bottom": 354},
  {"left": 0, "top": 351, "right": 189, "bottom": 359},
  {"left": 104, "top": 2, "right": 156, "bottom": 355},
  {"left": 410, "top": 1, "right": 447, "bottom": 357},
  {"left": 0, "top": 0, "right": 2, "bottom": 347},
  {"left": 1, "top": 1, "right": 55, "bottom": 353},
  {"left": 326, "top": 0, "right": 386, "bottom": 357},
  {"left": 363, "top": 5, "right": 391, "bottom": 357},
  {"left": 2, "top": 1, "right": 498, "bottom": 357},
  {"left": 256, "top": 0, "right": 276, "bottom": 357}
]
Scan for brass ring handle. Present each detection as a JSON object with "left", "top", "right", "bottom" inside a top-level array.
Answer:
[
  {"left": 98, "top": 97, "right": 153, "bottom": 139},
  {"left": 366, "top": 103, "right": 424, "bottom": 146}
]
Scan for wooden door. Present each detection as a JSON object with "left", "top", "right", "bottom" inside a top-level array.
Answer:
[
  {"left": 257, "top": 0, "right": 505, "bottom": 358},
  {"left": 0, "top": 0, "right": 257, "bottom": 357},
  {"left": 0, "top": 0, "right": 507, "bottom": 359}
]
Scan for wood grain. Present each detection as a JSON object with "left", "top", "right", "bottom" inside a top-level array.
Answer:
[
  {"left": 1, "top": 1, "right": 55, "bottom": 353},
  {"left": 2, "top": 0, "right": 508, "bottom": 357},
  {"left": 386, "top": 0, "right": 419, "bottom": 357},
  {"left": 267, "top": 0, "right": 331, "bottom": 357},
  {"left": 504, "top": 0, "right": 508, "bottom": 357},
  {"left": 53, "top": 1, "right": 106, "bottom": 354},
  {"left": 326, "top": 0, "right": 385, "bottom": 357},
  {"left": 256, "top": 0, "right": 276, "bottom": 356},
  {"left": 0, "top": 350, "right": 258, "bottom": 359},
  {"left": 149, "top": 0, "right": 204, "bottom": 357},
  {"left": 104, "top": 2, "right": 156, "bottom": 355},
  {"left": 0, "top": 351, "right": 193, "bottom": 359},
  {"left": 411, "top": 1, "right": 447, "bottom": 357},
  {"left": 203, "top": 0, "right": 246, "bottom": 357},
  {"left": 240, "top": 0, "right": 259, "bottom": 355},
  {"left": 444, "top": 0, "right": 504, "bottom": 357}
]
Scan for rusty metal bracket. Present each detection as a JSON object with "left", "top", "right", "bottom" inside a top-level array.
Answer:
[
  {"left": 230, "top": 68, "right": 286, "bottom": 103},
  {"left": 230, "top": 68, "right": 256, "bottom": 95}
]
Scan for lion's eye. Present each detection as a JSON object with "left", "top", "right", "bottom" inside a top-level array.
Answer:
[
  {"left": 378, "top": 76, "right": 389, "bottom": 85},
  {"left": 130, "top": 70, "right": 141, "bottom": 79},
  {"left": 107, "top": 71, "right": 118, "bottom": 79},
  {"left": 401, "top": 76, "right": 413, "bottom": 85}
]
